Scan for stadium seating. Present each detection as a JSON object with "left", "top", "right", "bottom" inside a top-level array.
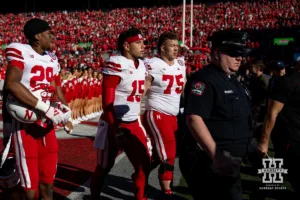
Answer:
[{"left": 0, "top": 0, "right": 299, "bottom": 74}]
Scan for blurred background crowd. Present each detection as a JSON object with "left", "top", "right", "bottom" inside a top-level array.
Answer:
[{"left": 0, "top": 0, "right": 299, "bottom": 77}]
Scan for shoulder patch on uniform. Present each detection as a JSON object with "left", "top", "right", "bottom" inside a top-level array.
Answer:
[
  {"left": 146, "top": 64, "right": 152, "bottom": 70},
  {"left": 191, "top": 82, "right": 206, "bottom": 96},
  {"left": 47, "top": 51, "right": 57, "bottom": 60},
  {"left": 177, "top": 59, "right": 184, "bottom": 66}
]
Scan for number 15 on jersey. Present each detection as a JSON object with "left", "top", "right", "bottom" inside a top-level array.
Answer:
[{"left": 127, "top": 80, "right": 145, "bottom": 102}]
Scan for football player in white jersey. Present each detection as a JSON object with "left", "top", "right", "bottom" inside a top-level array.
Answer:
[
  {"left": 4, "top": 18, "right": 69, "bottom": 200},
  {"left": 143, "top": 32, "right": 186, "bottom": 199},
  {"left": 90, "top": 28, "right": 152, "bottom": 200}
]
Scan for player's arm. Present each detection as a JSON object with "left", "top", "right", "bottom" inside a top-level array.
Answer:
[
  {"left": 144, "top": 62, "right": 154, "bottom": 96},
  {"left": 55, "top": 74, "right": 67, "bottom": 105},
  {"left": 139, "top": 74, "right": 153, "bottom": 114},
  {"left": 5, "top": 66, "right": 39, "bottom": 107},
  {"left": 54, "top": 74, "right": 73, "bottom": 132},
  {"left": 102, "top": 74, "right": 121, "bottom": 130},
  {"left": 56, "top": 87, "right": 67, "bottom": 105},
  {"left": 181, "top": 77, "right": 187, "bottom": 97},
  {"left": 5, "top": 65, "right": 65, "bottom": 124},
  {"left": 144, "top": 74, "right": 153, "bottom": 95}
]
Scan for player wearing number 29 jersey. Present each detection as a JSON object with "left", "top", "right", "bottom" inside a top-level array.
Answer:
[
  {"left": 6, "top": 43, "right": 60, "bottom": 90},
  {"left": 143, "top": 32, "right": 186, "bottom": 199},
  {"left": 90, "top": 28, "right": 152, "bottom": 200},
  {"left": 4, "top": 18, "right": 69, "bottom": 200}
]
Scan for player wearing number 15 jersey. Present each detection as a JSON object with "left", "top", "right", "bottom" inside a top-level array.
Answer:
[
  {"left": 143, "top": 32, "right": 186, "bottom": 199},
  {"left": 90, "top": 28, "right": 152, "bottom": 200},
  {"left": 4, "top": 18, "right": 69, "bottom": 200}
]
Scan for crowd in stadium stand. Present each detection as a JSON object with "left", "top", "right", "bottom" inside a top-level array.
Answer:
[{"left": 0, "top": 0, "right": 299, "bottom": 76}]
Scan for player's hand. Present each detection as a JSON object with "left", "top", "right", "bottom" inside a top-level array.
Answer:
[
  {"left": 45, "top": 106, "right": 67, "bottom": 125},
  {"left": 64, "top": 120, "right": 73, "bottom": 134},
  {"left": 53, "top": 102, "right": 72, "bottom": 120},
  {"left": 60, "top": 104, "right": 72, "bottom": 120},
  {"left": 114, "top": 127, "right": 126, "bottom": 150}
]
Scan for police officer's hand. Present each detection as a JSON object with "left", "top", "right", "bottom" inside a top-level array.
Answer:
[
  {"left": 211, "top": 151, "right": 234, "bottom": 176},
  {"left": 257, "top": 141, "right": 268, "bottom": 158}
]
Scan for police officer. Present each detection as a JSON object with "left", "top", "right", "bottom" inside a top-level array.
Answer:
[
  {"left": 183, "top": 30, "right": 252, "bottom": 200},
  {"left": 257, "top": 60, "right": 300, "bottom": 198}
]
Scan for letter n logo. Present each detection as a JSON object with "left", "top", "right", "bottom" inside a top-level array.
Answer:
[
  {"left": 53, "top": 109, "right": 60, "bottom": 116},
  {"left": 24, "top": 109, "right": 34, "bottom": 120}
]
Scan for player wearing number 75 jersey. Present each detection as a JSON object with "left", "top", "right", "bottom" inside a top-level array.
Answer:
[
  {"left": 143, "top": 32, "right": 186, "bottom": 199},
  {"left": 4, "top": 18, "right": 69, "bottom": 200},
  {"left": 90, "top": 28, "right": 152, "bottom": 200}
]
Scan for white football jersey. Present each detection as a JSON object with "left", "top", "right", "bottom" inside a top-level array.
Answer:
[
  {"left": 5, "top": 43, "right": 60, "bottom": 92},
  {"left": 103, "top": 56, "right": 146, "bottom": 121},
  {"left": 145, "top": 57, "right": 186, "bottom": 116}
]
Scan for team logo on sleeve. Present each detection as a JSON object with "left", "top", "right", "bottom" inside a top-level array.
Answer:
[
  {"left": 47, "top": 52, "right": 57, "bottom": 60},
  {"left": 191, "top": 82, "right": 206, "bottom": 96},
  {"left": 177, "top": 59, "right": 184, "bottom": 66},
  {"left": 102, "top": 68, "right": 109, "bottom": 74},
  {"left": 146, "top": 64, "right": 152, "bottom": 71}
]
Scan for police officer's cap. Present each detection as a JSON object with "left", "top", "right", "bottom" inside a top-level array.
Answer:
[
  {"left": 208, "top": 30, "right": 250, "bottom": 57},
  {"left": 270, "top": 61, "right": 285, "bottom": 70}
]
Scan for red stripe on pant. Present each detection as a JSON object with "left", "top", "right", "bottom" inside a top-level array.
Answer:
[{"left": 143, "top": 110, "right": 177, "bottom": 180}]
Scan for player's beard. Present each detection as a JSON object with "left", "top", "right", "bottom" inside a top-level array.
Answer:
[{"left": 47, "top": 44, "right": 53, "bottom": 51}]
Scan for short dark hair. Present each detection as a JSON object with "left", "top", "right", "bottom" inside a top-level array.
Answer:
[
  {"left": 157, "top": 32, "right": 178, "bottom": 54},
  {"left": 118, "top": 27, "right": 142, "bottom": 55},
  {"left": 250, "top": 60, "right": 266, "bottom": 71}
]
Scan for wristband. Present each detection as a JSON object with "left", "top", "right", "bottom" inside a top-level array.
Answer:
[{"left": 35, "top": 100, "right": 49, "bottom": 113}]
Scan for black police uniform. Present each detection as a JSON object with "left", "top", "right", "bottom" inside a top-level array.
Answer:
[
  {"left": 182, "top": 30, "right": 252, "bottom": 200},
  {"left": 269, "top": 71, "right": 300, "bottom": 197},
  {"left": 184, "top": 64, "right": 252, "bottom": 200}
]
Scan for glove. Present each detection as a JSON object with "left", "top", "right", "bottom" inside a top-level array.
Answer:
[
  {"left": 60, "top": 104, "right": 72, "bottom": 120},
  {"left": 45, "top": 107, "right": 67, "bottom": 125},
  {"left": 35, "top": 100, "right": 67, "bottom": 125},
  {"left": 53, "top": 102, "right": 72, "bottom": 120}
]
